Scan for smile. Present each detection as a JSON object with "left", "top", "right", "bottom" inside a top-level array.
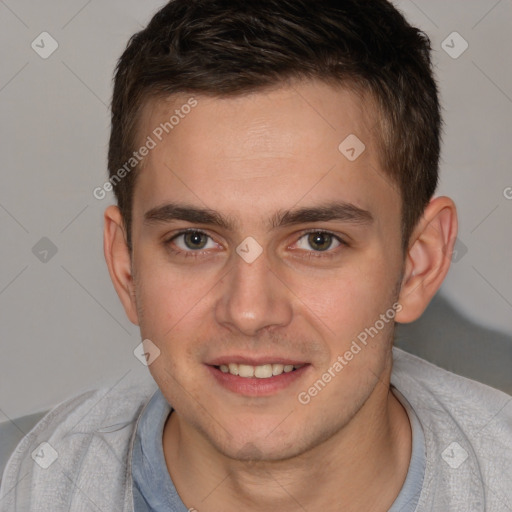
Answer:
[{"left": 207, "top": 362, "right": 311, "bottom": 397}]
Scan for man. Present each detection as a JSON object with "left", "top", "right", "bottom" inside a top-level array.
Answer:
[{"left": 1, "top": 0, "right": 511, "bottom": 511}]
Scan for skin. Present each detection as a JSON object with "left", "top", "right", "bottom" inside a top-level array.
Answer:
[{"left": 104, "top": 80, "right": 457, "bottom": 511}]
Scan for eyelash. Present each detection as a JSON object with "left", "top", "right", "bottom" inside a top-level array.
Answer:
[{"left": 163, "top": 229, "right": 347, "bottom": 259}]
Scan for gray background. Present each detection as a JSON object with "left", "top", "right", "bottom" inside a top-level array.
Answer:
[{"left": 0, "top": 0, "right": 511, "bottom": 431}]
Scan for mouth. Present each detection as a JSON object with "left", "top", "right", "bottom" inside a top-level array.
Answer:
[{"left": 205, "top": 359, "right": 311, "bottom": 396}]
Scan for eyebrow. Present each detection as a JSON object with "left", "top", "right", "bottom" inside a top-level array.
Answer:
[{"left": 143, "top": 201, "right": 373, "bottom": 230}]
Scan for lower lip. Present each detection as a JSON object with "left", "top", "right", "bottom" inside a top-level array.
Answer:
[{"left": 206, "top": 365, "right": 310, "bottom": 397}]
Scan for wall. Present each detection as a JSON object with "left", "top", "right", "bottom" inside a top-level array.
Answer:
[{"left": 0, "top": 0, "right": 510, "bottom": 422}]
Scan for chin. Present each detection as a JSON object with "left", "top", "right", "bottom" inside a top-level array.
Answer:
[{"left": 201, "top": 423, "right": 309, "bottom": 463}]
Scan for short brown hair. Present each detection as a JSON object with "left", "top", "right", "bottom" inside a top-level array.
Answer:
[{"left": 108, "top": 0, "right": 441, "bottom": 251}]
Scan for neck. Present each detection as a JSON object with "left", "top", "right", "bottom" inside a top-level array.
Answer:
[{"left": 162, "top": 375, "right": 411, "bottom": 512}]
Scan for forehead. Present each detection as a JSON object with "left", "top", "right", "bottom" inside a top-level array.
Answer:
[
  {"left": 137, "top": 80, "right": 374, "bottom": 160},
  {"left": 132, "top": 80, "right": 398, "bottom": 230}
]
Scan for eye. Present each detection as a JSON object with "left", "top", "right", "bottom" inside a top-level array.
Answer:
[
  {"left": 172, "top": 231, "right": 217, "bottom": 251},
  {"left": 295, "top": 231, "right": 342, "bottom": 252}
]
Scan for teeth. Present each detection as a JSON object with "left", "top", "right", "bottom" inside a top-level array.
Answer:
[
  {"left": 238, "top": 364, "right": 254, "bottom": 378},
  {"left": 272, "top": 364, "right": 284, "bottom": 376},
  {"left": 254, "top": 364, "right": 273, "bottom": 378},
  {"left": 218, "top": 363, "right": 303, "bottom": 379}
]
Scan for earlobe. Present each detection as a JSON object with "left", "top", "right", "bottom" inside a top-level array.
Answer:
[
  {"left": 103, "top": 205, "right": 140, "bottom": 326},
  {"left": 395, "top": 196, "right": 458, "bottom": 324}
]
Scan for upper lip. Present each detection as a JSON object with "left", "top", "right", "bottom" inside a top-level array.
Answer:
[{"left": 207, "top": 355, "right": 308, "bottom": 366}]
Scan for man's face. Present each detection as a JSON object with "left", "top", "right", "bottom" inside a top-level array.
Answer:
[{"left": 129, "top": 80, "right": 404, "bottom": 460}]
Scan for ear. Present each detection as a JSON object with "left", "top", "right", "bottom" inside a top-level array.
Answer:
[
  {"left": 395, "top": 196, "right": 458, "bottom": 324},
  {"left": 103, "top": 205, "right": 139, "bottom": 325}
]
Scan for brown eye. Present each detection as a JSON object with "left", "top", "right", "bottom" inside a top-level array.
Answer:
[
  {"left": 292, "top": 231, "right": 344, "bottom": 254},
  {"left": 183, "top": 231, "right": 209, "bottom": 250},
  {"left": 171, "top": 231, "right": 215, "bottom": 251},
  {"left": 307, "top": 232, "right": 334, "bottom": 251}
]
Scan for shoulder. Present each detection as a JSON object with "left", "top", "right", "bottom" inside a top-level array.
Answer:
[
  {"left": 0, "top": 370, "right": 158, "bottom": 512},
  {"left": 392, "top": 346, "right": 512, "bottom": 420},
  {"left": 391, "top": 347, "right": 512, "bottom": 508},
  {"left": 392, "top": 347, "right": 512, "bottom": 438}
]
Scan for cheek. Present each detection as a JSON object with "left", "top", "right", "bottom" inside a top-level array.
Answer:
[
  {"left": 133, "top": 253, "right": 225, "bottom": 380},
  {"left": 286, "top": 254, "right": 397, "bottom": 339},
  {"left": 133, "top": 254, "right": 205, "bottom": 340}
]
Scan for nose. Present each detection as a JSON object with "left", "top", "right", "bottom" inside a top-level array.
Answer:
[{"left": 214, "top": 249, "right": 293, "bottom": 336}]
